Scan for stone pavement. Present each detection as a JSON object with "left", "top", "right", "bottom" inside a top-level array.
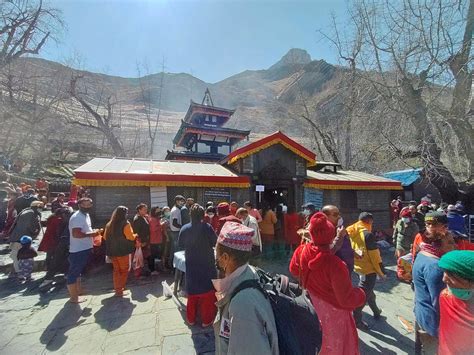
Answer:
[{"left": 0, "top": 250, "right": 416, "bottom": 354}]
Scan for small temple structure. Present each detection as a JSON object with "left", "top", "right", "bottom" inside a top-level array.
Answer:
[{"left": 165, "top": 89, "right": 250, "bottom": 162}]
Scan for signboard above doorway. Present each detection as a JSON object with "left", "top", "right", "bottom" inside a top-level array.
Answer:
[
  {"left": 304, "top": 188, "right": 323, "bottom": 211},
  {"left": 255, "top": 185, "right": 265, "bottom": 192}
]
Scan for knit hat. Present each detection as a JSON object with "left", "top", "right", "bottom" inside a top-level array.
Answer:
[
  {"left": 438, "top": 250, "right": 474, "bottom": 281},
  {"left": 218, "top": 221, "right": 253, "bottom": 252},
  {"left": 20, "top": 235, "right": 32, "bottom": 245},
  {"left": 217, "top": 202, "right": 230, "bottom": 216},
  {"left": 400, "top": 209, "right": 412, "bottom": 218},
  {"left": 425, "top": 211, "right": 448, "bottom": 225},
  {"left": 308, "top": 212, "right": 335, "bottom": 245}
]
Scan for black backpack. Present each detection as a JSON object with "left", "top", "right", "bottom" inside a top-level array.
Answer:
[{"left": 230, "top": 267, "right": 322, "bottom": 355}]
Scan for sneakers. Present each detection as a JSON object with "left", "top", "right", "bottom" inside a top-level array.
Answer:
[
  {"left": 373, "top": 308, "right": 383, "bottom": 320},
  {"left": 40, "top": 279, "right": 54, "bottom": 288}
]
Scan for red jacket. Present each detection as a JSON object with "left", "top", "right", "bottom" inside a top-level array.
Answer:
[
  {"left": 204, "top": 214, "right": 219, "bottom": 232},
  {"left": 284, "top": 213, "right": 301, "bottom": 245},
  {"left": 290, "top": 243, "right": 365, "bottom": 310},
  {"left": 38, "top": 215, "right": 62, "bottom": 252}
]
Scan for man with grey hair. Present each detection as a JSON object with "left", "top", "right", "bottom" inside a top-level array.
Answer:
[{"left": 321, "top": 205, "right": 354, "bottom": 273}]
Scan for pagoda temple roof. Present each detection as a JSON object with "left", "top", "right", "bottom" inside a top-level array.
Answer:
[
  {"left": 222, "top": 131, "right": 316, "bottom": 167},
  {"left": 183, "top": 101, "right": 236, "bottom": 124},
  {"left": 165, "top": 150, "right": 226, "bottom": 163},
  {"left": 173, "top": 120, "right": 250, "bottom": 147}
]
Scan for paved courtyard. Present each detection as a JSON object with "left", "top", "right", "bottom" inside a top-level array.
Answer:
[{"left": 0, "top": 250, "right": 416, "bottom": 354}]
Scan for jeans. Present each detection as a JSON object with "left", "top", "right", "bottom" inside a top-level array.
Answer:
[{"left": 353, "top": 273, "right": 380, "bottom": 323}]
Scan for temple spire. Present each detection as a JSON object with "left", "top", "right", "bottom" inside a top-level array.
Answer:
[{"left": 202, "top": 88, "right": 214, "bottom": 106}]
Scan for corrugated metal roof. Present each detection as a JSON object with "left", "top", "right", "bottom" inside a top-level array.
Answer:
[
  {"left": 307, "top": 169, "right": 401, "bottom": 183},
  {"left": 382, "top": 168, "right": 422, "bottom": 187},
  {"left": 75, "top": 157, "right": 240, "bottom": 177}
]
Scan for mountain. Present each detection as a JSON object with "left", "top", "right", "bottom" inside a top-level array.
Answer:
[{"left": 0, "top": 48, "right": 420, "bottom": 176}]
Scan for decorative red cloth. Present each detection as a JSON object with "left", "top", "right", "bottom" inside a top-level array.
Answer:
[
  {"left": 149, "top": 216, "right": 163, "bottom": 244},
  {"left": 438, "top": 289, "right": 474, "bottom": 355},
  {"left": 38, "top": 216, "right": 62, "bottom": 252},
  {"left": 289, "top": 243, "right": 365, "bottom": 310},
  {"left": 456, "top": 239, "right": 474, "bottom": 251},
  {"left": 284, "top": 213, "right": 301, "bottom": 245}
]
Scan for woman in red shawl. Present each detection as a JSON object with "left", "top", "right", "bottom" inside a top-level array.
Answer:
[
  {"left": 284, "top": 206, "right": 301, "bottom": 251},
  {"left": 290, "top": 212, "right": 365, "bottom": 355},
  {"left": 39, "top": 210, "right": 64, "bottom": 272}
]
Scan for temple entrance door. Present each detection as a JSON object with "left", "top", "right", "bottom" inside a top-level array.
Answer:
[{"left": 254, "top": 162, "right": 296, "bottom": 211}]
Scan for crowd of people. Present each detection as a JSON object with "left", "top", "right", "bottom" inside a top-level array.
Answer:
[{"left": 1, "top": 182, "right": 473, "bottom": 354}]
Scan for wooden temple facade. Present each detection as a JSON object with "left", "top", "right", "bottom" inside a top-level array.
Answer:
[{"left": 73, "top": 90, "right": 402, "bottom": 229}]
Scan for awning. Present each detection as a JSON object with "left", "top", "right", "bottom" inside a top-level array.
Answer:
[
  {"left": 305, "top": 170, "right": 402, "bottom": 190},
  {"left": 224, "top": 131, "right": 316, "bottom": 167},
  {"left": 73, "top": 158, "right": 250, "bottom": 188},
  {"left": 382, "top": 168, "right": 422, "bottom": 187}
]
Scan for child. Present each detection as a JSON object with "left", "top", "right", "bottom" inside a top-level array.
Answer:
[{"left": 17, "top": 235, "right": 37, "bottom": 281}]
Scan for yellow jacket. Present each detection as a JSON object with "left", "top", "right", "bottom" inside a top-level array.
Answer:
[{"left": 347, "top": 221, "right": 384, "bottom": 276}]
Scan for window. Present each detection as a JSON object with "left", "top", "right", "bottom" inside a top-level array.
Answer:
[{"left": 295, "top": 158, "right": 306, "bottom": 176}]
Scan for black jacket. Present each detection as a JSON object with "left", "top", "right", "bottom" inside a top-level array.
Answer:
[{"left": 132, "top": 215, "right": 150, "bottom": 244}]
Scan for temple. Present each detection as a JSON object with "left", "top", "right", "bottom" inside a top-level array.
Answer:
[
  {"left": 74, "top": 89, "right": 403, "bottom": 230},
  {"left": 165, "top": 89, "right": 250, "bottom": 162}
]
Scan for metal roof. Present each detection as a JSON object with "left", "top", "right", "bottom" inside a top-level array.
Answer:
[
  {"left": 382, "top": 168, "right": 422, "bottom": 187},
  {"left": 75, "top": 157, "right": 240, "bottom": 177},
  {"left": 307, "top": 169, "right": 401, "bottom": 183}
]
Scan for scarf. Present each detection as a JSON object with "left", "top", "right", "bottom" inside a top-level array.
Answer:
[{"left": 419, "top": 240, "right": 444, "bottom": 258}]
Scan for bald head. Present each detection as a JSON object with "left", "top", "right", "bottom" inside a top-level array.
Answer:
[{"left": 322, "top": 205, "right": 340, "bottom": 226}]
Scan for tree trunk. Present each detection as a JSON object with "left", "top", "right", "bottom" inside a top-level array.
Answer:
[{"left": 400, "top": 77, "right": 460, "bottom": 202}]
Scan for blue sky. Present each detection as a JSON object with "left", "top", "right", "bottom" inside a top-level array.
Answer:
[{"left": 42, "top": 0, "right": 349, "bottom": 83}]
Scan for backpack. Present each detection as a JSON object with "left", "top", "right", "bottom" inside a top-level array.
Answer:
[{"left": 230, "top": 267, "right": 322, "bottom": 355}]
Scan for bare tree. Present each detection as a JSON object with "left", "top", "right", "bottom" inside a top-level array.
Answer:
[
  {"left": 324, "top": 0, "right": 473, "bottom": 201},
  {"left": 0, "top": 0, "right": 63, "bottom": 68},
  {"left": 136, "top": 58, "right": 165, "bottom": 158},
  {"left": 66, "top": 75, "right": 126, "bottom": 157}
]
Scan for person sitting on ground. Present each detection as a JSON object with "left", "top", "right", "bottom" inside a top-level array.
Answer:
[
  {"left": 204, "top": 206, "right": 219, "bottom": 232},
  {"left": 412, "top": 212, "right": 456, "bottom": 354},
  {"left": 178, "top": 204, "right": 218, "bottom": 327},
  {"left": 51, "top": 193, "right": 66, "bottom": 213},
  {"left": 437, "top": 250, "right": 474, "bottom": 355},
  {"left": 132, "top": 203, "right": 151, "bottom": 278},
  {"left": 290, "top": 212, "right": 365, "bottom": 355},
  {"left": 8, "top": 200, "right": 43, "bottom": 278},
  {"left": 347, "top": 212, "right": 385, "bottom": 330},
  {"left": 17, "top": 235, "right": 38, "bottom": 282},
  {"left": 243, "top": 201, "right": 262, "bottom": 222},
  {"left": 235, "top": 207, "right": 261, "bottom": 256},
  {"left": 103, "top": 206, "right": 136, "bottom": 297},
  {"left": 213, "top": 221, "right": 279, "bottom": 354}
]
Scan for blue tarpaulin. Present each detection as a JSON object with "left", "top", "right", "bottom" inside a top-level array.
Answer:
[{"left": 382, "top": 168, "right": 422, "bottom": 187}]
